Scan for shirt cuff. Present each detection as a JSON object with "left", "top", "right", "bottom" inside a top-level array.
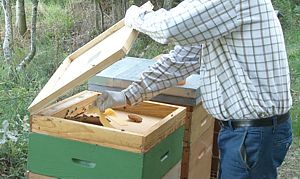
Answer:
[{"left": 122, "top": 83, "right": 143, "bottom": 106}]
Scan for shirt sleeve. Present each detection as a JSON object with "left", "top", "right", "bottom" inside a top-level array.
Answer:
[
  {"left": 129, "top": 0, "right": 238, "bottom": 45},
  {"left": 122, "top": 45, "right": 202, "bottom": 105}
]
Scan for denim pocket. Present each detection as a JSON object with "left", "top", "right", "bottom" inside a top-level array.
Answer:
[
  {"left": 239, "top": 128, "right": 263, "bottom": 170},
  {"left": 272, "top": 118, "right": 293, "bottom": 167}
]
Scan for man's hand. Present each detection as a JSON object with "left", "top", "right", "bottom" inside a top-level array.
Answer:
[
  {"left": 95, "top": 91, "right": 127, "bottom": 112},
  {"left": 124, "top": 5, "right": 147, "bottom": 28}
]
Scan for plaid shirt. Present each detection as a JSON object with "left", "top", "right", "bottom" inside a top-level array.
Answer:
[{"left": 122, "top": 0, "right": 292, "bottom": 120}]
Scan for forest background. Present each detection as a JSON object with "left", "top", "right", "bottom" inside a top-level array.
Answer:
[{"left": 0, "top": 0, "right": 299, "bottom": 178}]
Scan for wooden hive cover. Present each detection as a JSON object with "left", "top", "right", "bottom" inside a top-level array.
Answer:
[{"left": 28, "top": 2, "right": 154, "bottom": 114}]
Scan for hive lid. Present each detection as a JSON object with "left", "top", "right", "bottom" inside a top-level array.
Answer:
[{"left": 28, "top": 2, "right": 154, "bottom": 114}]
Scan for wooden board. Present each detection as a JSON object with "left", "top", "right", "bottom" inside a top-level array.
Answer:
[
  {"left": 28, "top": 2, "right": 154, "bottom": 114},
  {"left": 188, "top": 149, "right": 212, "bottom": 179},
  {"left": 31, "top": 91, "right": 186, "bottom": 153},
  {"left": 27, "top": 172, "right": 55, "bottom": 179},
  {"left": 188, "top": 123, "right": 214, "bottom": 171},
  {"left": 31, "top": 115, "right": 144, "bottom": 153},
  {"left": 28, "top": 160, "right": 182, "bottom": 179},
  {"left": 37, "top": 90, "right": 99, "bottom": 117},
  {"left": 101, "top": 110, "right": 163, "bottom": 134},
  {"left": 211, "top": 120, "right": 221, "bottom": 179},
  {"left": 162, "top": 161, "right": 181, "bottom": 179},
  {"left": 180, "top": 104, "right": 214, "bottom": 179},
  {"left": 28, "top": 162, "right": 182, "bottom": 179},
  {"left": 188, "top": 122, "right": 214, "bottom": 179},
  {"left": 190, "top": 103, "right": 214, "bottom": 144}
]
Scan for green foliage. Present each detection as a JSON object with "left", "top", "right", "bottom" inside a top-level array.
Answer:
[
  {"left": 273, "top": 0, "right": 300, "bottom": 29},
  {"left": 273, "top": 0, "right": 300, "bottom": 137},
  {"left": 288, "top": 42, "right": 300, "bottom": 136},
  {"left": 129, "top": 34, "right": 173, "bottom": 59},
  {"left": 38, "top": 2, "right": 74, "bottom": 41},
  {"left": 39, "top": 0, "right": 71, "bottom": 7},
  {"left": 0, "top": 116, "right": 29, "bottom": 178}
]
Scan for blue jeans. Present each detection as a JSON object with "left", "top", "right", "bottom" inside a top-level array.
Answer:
[{"left": 218, "top": 117, "right": 293, "bottom": 179}]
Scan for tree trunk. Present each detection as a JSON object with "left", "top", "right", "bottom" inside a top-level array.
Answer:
[
  {"left": 94, "top": 0, "right": 100, "bottom": 33},
  {"left": 133, "top": 0, "right": 148, "bottom": 6},
  {"left": 17, "top": 0, "right": 38, "bottom": 70},
  {"left": 2, "top": 0, "right": 13, "bottom": 62},
  {"left": 163, "top": 0, "right": 174, "bottom": 10},
  {"left": 111, "top": 0, "right": 125, "bottom": 24},
  {"left": 122, "top": 0, "right": 128, "bottom": 15},
  {"left": 98, "top": 1, "right": 104, "bottom": 31},
  {"left": 94, "top": 0, "right": 104, "bottom": 33},
  {"left": 16, "top": 0, "right": 27, "bottom": 36}
]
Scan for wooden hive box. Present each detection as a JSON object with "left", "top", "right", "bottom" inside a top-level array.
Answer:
[
  {"left": 88, "top": 57, "right": 216, "bottom": 179},
  {"left": 28, "top": 91, "right": 186, "bottom": 179},
  {"left": 27, "top": 2, "right": 187, "bottom": 178}
]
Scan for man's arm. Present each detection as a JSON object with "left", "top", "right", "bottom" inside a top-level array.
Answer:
[
  {"left": 122, "top": 45, "right": 202, "bottom": 105},
  {"left": 125, "top": 0, "right": 239, "bottom": 45}
]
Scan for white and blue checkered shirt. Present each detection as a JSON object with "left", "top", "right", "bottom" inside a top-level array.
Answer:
[{"left": 123, "top": 0, "right": 292, "bottom": 120}]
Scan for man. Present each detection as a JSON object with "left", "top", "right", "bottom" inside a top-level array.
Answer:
[{"left": 96, "top": 0, "right": 293, "bottom": 178}]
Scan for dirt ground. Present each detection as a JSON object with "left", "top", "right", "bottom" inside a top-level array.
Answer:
[{"left": 278, "top": 136, "right": 300, "bottom": 179}]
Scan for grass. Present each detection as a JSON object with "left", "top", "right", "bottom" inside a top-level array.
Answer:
[
  {"left": 284, "top": 26, "right": 300, "bottom": 137},
  {"left": 274, "top": 1, "right": 300, "bottom": 177},
  {"left": 0, "top": 0, "right": 299, "bottom": 178}
]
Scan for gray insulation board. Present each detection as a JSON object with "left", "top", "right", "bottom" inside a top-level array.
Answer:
[{"left": 88, "top": 57, "right": 202, "bottom": 106}]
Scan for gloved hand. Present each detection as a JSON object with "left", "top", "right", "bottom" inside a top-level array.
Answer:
[
  {"left": 124, "top": 5, "right": 147, "bottom": 28},
  {"left": 95, "top": 91, "right": 127, "bottom": 112}
]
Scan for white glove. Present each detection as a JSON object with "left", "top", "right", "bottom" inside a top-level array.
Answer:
[
  {"left": 95, "top": 91, "right": 127, "bottom": 112},
  {"left": 124, "top": 5, "right": 147, "bottom": 28}
]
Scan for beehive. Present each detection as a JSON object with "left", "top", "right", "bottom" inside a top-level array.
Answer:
[
  {"left": 28, "top": 91, "right": 186, "bottom": 179},
  {"left": 88, "top": 57, "right": 216, "bottom": 179}
]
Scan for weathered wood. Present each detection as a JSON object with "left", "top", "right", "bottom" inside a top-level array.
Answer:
[
  {"left": 181, "top": 146, "right": 190, "bottom": 179},
  {"left": 28, "top": 161, "right": 183, "bottom": 179},
  {"left": 27, "top": 172, "right": 55, "bottom": 179},
  {"left": 211, "top": 156, "right": 220, "bottom": 179},
  {"left": 188, "top": 149, "right": 212, "bottom": 179},
  {"left": 188, "top": 123, "right": 214, "bottom": 179},
  {"left": 180, "top": 104, "right": 214, "bottom": 179},
  {"left": 38, "top": 91, "right": 99, "bottom": 117},
  {"left": 190, "top": 104, "right": 214, "bottom": 144},
  {"left": 162, "top": 161, "right": 181, "bottom": 179},
  {"left": 181, "top": 122, "right": 214, "bottom": 179},
  {"left": 210, "top": 120, "right": 221, "bottom": 179}
]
